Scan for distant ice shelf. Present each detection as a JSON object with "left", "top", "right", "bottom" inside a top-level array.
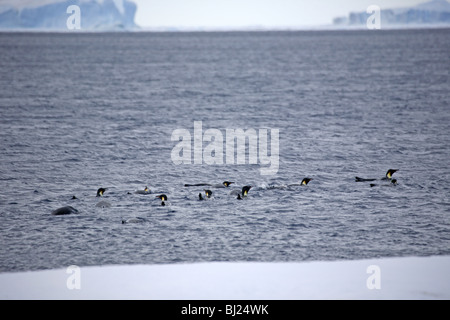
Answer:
[
  {"left": 333, "top": 0, "right": 450, "bottom": 27},
  {"left": 0, "top": 0, "right": 138, "bottom": 31}
]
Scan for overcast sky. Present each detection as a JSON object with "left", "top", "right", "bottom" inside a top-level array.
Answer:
[{"left": 133, "top": 0, "right": 429, "bottom": 28}]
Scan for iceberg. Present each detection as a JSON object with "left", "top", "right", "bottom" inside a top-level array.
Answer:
[
  {"left": 0, "top": 0, "right": 138, "bottom": 31},
  {"left": 333, "top": 0, "right": 450, "bottom": 28}
]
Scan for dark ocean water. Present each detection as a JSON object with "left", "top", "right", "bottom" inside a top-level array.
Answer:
[{"left": 0, "top": 30, "right": 449, "bottom": 272}]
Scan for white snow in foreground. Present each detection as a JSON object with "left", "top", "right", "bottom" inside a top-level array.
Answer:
[{"left": 0, "top": 256, "right": 449, "bottom": 300}]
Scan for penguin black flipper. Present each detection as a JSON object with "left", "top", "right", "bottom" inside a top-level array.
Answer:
[{"left": 355, "top": 177, "right": 377, "bottom": 182}]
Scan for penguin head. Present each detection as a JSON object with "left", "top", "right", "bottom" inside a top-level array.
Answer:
[
  {"left": 223, "top": 181, "right": 234, "bottom": 187},
  {"left": 205, "top": 190, "right": 212, "bottom": 198},
  {"left": 386, "top": 169, "right": 398, "bottom": 179},
  {"left": 96, "top": 188, "right": 106, "bottom": 197},
  {"left": 242, "top": 186, "right": 252, "bottom": 196},
  {"left": 156, "top": 194, "right": 168, "bottom": 201},
  {"left": 144, "top": 186, "right": 149, "bottom": 192},
  {"left": 301, "top": 178, "right": 313, "bottom": 185}
]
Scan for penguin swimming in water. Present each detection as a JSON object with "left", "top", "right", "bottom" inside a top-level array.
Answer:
[
  {"left": 385, "top": 169, "right": 398, "bottom": 180},
  {"left": 156, "top": 194, "right": 168, "bottom": 201},
  {"left": 209, "top": 181, "right": 234, "bottom": 188},
  {"left": 286, "top": 178, "right": 313, "bottom": 188},
  {"left": 242, "top": 186, "right": 252, "bottom": 197},
  {"left": 205, "top": 190, "right": 213, "bottom": 198},
  {"left": 355, "top": 169, "right": 398, "bottom": 182},
  {"left": 156, "top": 194, "right": 168, "bottom": 206},
  {"left": 233, "top": 186, "right": 251, "bottom": 199},
  {"left": 222, "top": 181, "right": 234, "bottom": 187},
  {"left": 229, "top": 185, "right": 252, "bottom": 197},
  {"left": 96, "top": 188, "right": 106, "bottom": 197},
  {"left": 51, "top": 206, "right": 79, "bottom": 216},
  {"left": 184, "top": 181, "right": 234, "bottom": 188},
  {"left": 135, "top": 186, "right": 151, "bottom": 195},
  {"left": 198, "top": 190, "right": 212, "bottom": 200}
]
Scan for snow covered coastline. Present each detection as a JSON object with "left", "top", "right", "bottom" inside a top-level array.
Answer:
[{"left": 0, "top": 255, "right": 449, "bottom": 300}]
